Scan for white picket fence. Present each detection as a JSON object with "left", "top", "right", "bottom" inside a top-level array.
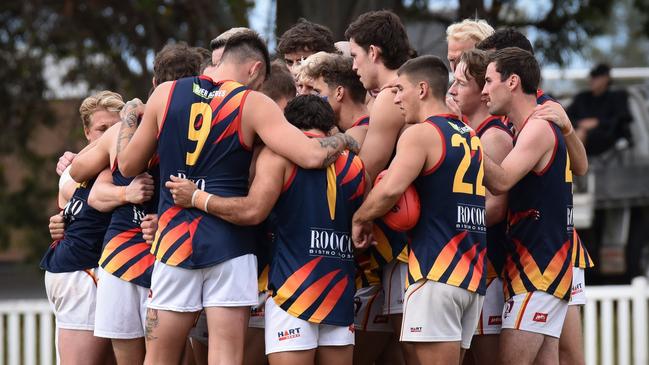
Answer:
[{"left": 2, "top": 277, "right": 649, "bottom": 365}]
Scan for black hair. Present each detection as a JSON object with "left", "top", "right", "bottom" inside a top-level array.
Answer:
[
  {"left": 221, "top": 31, "right": 271, "bottom": 79},
  {"left": 284, "top": 95, "right": 335, "bottom": 133},
  {"left": 476, "top": 28, "right": 534, "bottom": 54}
]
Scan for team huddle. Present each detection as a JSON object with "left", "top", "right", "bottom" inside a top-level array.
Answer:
[{"left": 42, "top": 10, "right": 595, "bottom": 365}]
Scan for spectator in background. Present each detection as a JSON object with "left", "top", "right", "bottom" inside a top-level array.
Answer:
[{"left": 567, "top": 63, "right": 632, "bottom": 156}]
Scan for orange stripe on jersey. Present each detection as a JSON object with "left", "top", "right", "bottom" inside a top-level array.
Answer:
[
  {"left": 446, "top": 243, "right": 477, "bottom": 287},
  {"left": 543, "top": 239, "right": 571, "bottom": 280},
  {"left": 154, "top": 222, "right": 189, "bottom": 260},
  {"left": 164, "top": 217, "right": 201, "bottom": 266},
  {"left": 397, "top": 245, "right": 409, "bottom": 263},
  {"left": 427, "top": 231, "right": 468, "bottom": 281},
  {"left": 408, "top": 249, "right": 424, "bottom": 281},
  {"left": 340, "top": 155, "right": 363, "bottom": 185},
  {"left": 287, "top": 269, "right": 340, "bottom": 316},
  {"left": 467, "top": 247, "right": 487, "bottom": 292},
  {"left": 372, "top": 226, "right": 394, "bottom": 263},
  {"left": 275, "top": 257, "right": 323, "bottom": 306},
  {"left": 258, "top": 265, "right": 270, "bottom": 292},
  {"left": 515, "top": 292, "right": 533, "bottom": 329},
  {"left": 309, "top": 276, "right": 348, "bottom": 323},
  {"left": 504, "top": 255, "right": 527, "bottom": 298},
  {"left": 334, "top": 153, "right": 349, "bottom": 176},
  {"left": 102, "top": 244, "right": 150, "bottom": 273},
  {"left": 326, "top": 165, "right": 337, "bottom": 220},
  {"left": 120, "top": 249, "right": 155, "bottom": 282},
  {"left": 511, "top": 239, "right": 544, "bottom": 286},
  {"left": 99, "top": 228, "right": 140, "bottom": 265},
  {"left": 152, "top": 206, "right": 182, "bottom": 253}
]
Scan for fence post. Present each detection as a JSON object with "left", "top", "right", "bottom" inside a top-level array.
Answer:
[{"left": 632, "top": 276, "right": 648, "bottom": 365}]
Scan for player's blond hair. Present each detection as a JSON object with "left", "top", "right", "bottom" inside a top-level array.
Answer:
[
  {"left": 446, "top": 19, "right": 494, "bottom": 44},
  {"left": 79, "top": 90, "right": 124, "bottom": 129}
]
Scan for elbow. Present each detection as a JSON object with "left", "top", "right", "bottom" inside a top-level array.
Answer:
[
  {"left": 572, "top": 162, "right": 589, "bottom": 176},
  {"left": 238, "top": 210, "right": 265, "bottom": 226},
  {"left": 300, "top": 151, "right": 325, "bottom": 169},
  {"left": 488, "top": 181, "right": 509, "bottom": 196},
  {"left": 117, "top": 157, "right": 137, "bottom": 178},
  {"left": 69, "top": 165, "right": 85, "bottom": 184}
]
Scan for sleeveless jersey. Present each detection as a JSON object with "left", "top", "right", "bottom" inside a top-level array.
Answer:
[
  {"left": 476, "top": 116, "right": 513, "bottom": 281},
  {"left": 269, "top": 151, "right": 366, "bottom": 326},
  {"left": 40, "top": 179, "right": 112, "bottom": 273},
  {"left": 351, "top": 115, "right": 370, "bottom": 128},
  {"left": 504, "top": 121, "right": 574, "bottom": 300},
  {"left": 152, "top": 76, "right": 256, "bottom": 269},
  {"left": 408, "top": 115, "right": 487, "bottom": 295},
  {"left": 98, "top": 162, "right": 155, "bottom": 288},
  {"left": 536, "top": 89, "right": 556, "bottom": 105},
  {"left": 572, "top": 229, "right": 594, "bottom": 269}
]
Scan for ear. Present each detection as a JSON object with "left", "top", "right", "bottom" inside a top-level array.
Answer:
[
  {"left": 152, "top": 77, "right": 157, "bottom": 88},
  {"left": 368, "top": 45, "right": 381, "bottom": 63},
  {"left": 83, "top": 127, "right": 91, "bottom": 142},
  {"left": 249, "top": 60, "right": 263, "bottom": 79},
  {"left": 335, "top": 86, "right": 344, "bottom": 102},
  {"left": 508, "top": 74, "right": 519, "bottom": 91},
  {"left": 418, "top": 81, "right": 428, "bottom": 100}
]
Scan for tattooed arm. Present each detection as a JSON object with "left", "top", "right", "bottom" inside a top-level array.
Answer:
[
  {"left": 243, "top": 92, "right": 358, "bottom": 169},
  {"left": 118, "top": 83, "right": 172, "bottom": 177}
]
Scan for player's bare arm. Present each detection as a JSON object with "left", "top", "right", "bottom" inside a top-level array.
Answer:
[
  {"left": 359, "top": 89, "right": 405, "bottom": 180},
  {"left": 87, "top": 168, "right": 154, "bottom": 212},
  {"left": 58, "top": 179, "right": 77, "bottom": 209},
  {"left": 345, "top": 126, "right": 367, "bottom": 147},
  {"left": 68, "top": 124, "right": 117, "bottom": 183},
  {"left": 243, "top": 92, "right": 359, "bottom": 169},
  {"left": 534, "top": 101, "right": 588, "bottom": 175},
  {"left": 483, "top": 118, "right": 556, "bottom": 195},
  {"left": 166, "top": 146, "right": 288, "bottom": 225},
  {"left": 352, "top": 125, "right": 433, "bottom": 246},
  {"left": 480, "top": 128, "right": 513, "bottom": 226},
  {"left": 117, "top": 86, "right": 169, "bottom": 177}
]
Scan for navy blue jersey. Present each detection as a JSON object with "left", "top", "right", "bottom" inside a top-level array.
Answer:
[
  {"left": 41, "top": 179, "right": 112, "bottom": 272},
  {"left": 351, "top": 115, "right": 369, "bottom": 127},
  {"left": 408, "top": 115, "right": 487, "bottom": 295},
  {"left": 152, "top": 76, "right": 256, "bottom": 269},
  {"left": 504, "top": 121, "right": 573, "bottom": 300},
  {"left": 99, "top": 162, "right": 155, "bottom": 288},
  {"left": 476, "top": 116, "right": 513, "bottom": 280},
  {"left": 269, "top": 151, "right": 365, "bottom": 326},
  {"left": 536, "top": 89, "right": 556, "bottom": 105}
]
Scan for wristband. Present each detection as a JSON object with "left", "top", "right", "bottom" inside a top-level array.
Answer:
[
  {"left": 191, "top": 189, "right": 200, "bottom": 208},
  {"left": 204, "top": 194, "right": 213, "bottom": 213}
]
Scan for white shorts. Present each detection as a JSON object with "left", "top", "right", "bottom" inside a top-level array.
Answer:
[
  {"left": 501, "top": 291, "right": 568, "bottom": 338},
  {"left": 44, "top": 269, "right": 98, "bottom": 331},
  {"left": 148, "top": 254, "right": 258, "bottom": 312},
  {"left": 569, "top": 268, "right": 586, "bottom": 306},
  {"left": 382, "top": 260, "right": 408, "bottom": 315},
  {"left": 249, "top": 291, "right": 268, "bottom": 329},
  {"left": 264, "top": 297, "right": 355, "bottom": 354},
  {"left": 94, "top": 268, "right": 148, "bottom": 339},
  {"left": 401, "top": 279, "right": 483, "bottom": 349},
  {"left": 354, "top": 285, "right": 391, "bottom": 332},
  {"left": 474, "top": 277, "right": 504, "bottom": 335}
]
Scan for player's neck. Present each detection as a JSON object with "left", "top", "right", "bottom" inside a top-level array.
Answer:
[
  {"left": 464, "top": 106, "right": 491, "bottom": 130},
  {"left": 338, "top": 102, "right": 368, "bottom": 131},
  {"left": 377, "top": 66, "right": 398, "bottom": 90},
  {"left": 508, "top": 94, "right": 537, "bottom": 131},
  {"left": 419, "top": 99, "right": 452, "bottom": 122},
  {"left": 207, "top": 63, "right": 243, "bottom": 84}
]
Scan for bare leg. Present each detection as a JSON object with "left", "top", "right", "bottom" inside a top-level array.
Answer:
[
  {"left": 244, "top": 327, "right": 268, "bottom": 365},
  {"left": 390, "top": 313, "right": 416, "bottom": 361},
  {"left": 144, "top": 309, "right": 197, "bottom": 365},
  {"left": 375, "top": 333, "right": 406, "bottom": 365},
  {"left": 182, "top": 339, "right": 197, "bottom": 365},
  {"left": 353, "top": 330, "right": 392, "bottom": 365},
  {"left": 112, "top": 338, "right": 145, "bottom": 364},
  {"left": 559, "top": 306, "right": 584, "bottom": 365},
  {"left": 499, "top": 329, "right": 545, "bottom": 365},
  {"left": 58, "top": 329, "right": 113, "bottom": 365},
  {"left": 205, "top": 306, "right": 250, "bottom": 365},
  {"left": 268, "top": 349, "right": 315, "bottom": 365},
  {"left": 406, "top": 341, "right": 461, "bottom": 365},
  {"left": 533, "top": 336, "right": 560, "bottom": 365},
  {"left": 317, "top": 345, "right": 353, "bottom": 365},
  {"left": 470, "top": 335, "right": 499, "bottom": 364}
]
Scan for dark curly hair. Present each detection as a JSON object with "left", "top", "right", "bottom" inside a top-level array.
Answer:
[
  {"left": 284, "top": 94, "right": 335, "bottom": 133},
  {"left": 476, "top": 28, "right": 534, "bottom": 54},
  {"left": 277, "top": 19, "right": 337, "bottom": 56},
  {"left": 153, "top": 42, "right": 202, "bottom": 84},
  {"left": 344, "top": 10, "right": 414, "bottom": 70}
]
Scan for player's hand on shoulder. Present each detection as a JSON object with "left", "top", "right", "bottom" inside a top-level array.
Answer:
[
  {"left": 165, "top": 175, "right": 198, "bottom": 208},
  {"left": 120, "top": 98, "right": 145, "bottom": 120},
  {"left": 125, "top": 172, "right": 155, "bottom": 204},
  {"left": 533, "top": 101, "right": 572, "bottom": 135},
  {"left": 140, "top": 214, "right": 158, "bottom": 244},
  {"left": 49, "top": 212, "right": 65, "bottom": 241},
  {"left": 56, "top": 151, "right": 76, "bottom": 176}
]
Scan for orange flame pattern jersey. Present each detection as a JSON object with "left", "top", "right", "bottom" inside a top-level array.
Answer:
[
  {"left": 408, "top": 115, "right": 487, "bottom": 295},
  {"left": 152, "top": 76, "right": 257, "bottom": 269},
  {"left": 269, "top": 151, "right": 365, "bottom": 326},
  {"left": 572, "top": 229, "right": 594, "bottom": 269},
  {"left": 504, "top": 122, "right": 574, "bottom": 301}
]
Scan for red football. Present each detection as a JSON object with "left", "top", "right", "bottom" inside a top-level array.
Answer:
[{"left": 375, "top": 170, "right": 421, "bottom": 232}]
